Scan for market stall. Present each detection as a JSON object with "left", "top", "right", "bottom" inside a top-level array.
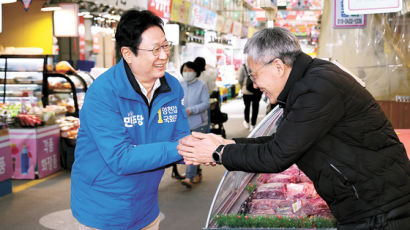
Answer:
[{"left": 1, "top": 55, "right": 85, "bottom": 174}]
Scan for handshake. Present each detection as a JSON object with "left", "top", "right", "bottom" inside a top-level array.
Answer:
[{"left": 177, "top": 132, "right": 235, "bottom": 166}]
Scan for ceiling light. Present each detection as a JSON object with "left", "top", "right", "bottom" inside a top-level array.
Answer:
[{"left": 41, "top": 0, "right": 62, "bottom": 11}]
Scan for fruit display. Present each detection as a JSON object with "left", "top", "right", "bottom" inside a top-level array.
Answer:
[
  {"left": 0, "top": 103, "right": 70, "bottom": 128},
  {"left": 0, "top": 103, "right": 22, "bottom": 118}
]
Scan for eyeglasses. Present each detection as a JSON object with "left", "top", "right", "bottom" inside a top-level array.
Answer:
[
  {"left": 247, "top": 58, "right": 275, "bottom": 81},
  {"left": 137, "top": 42, "right": 173, "bottom": 56}
]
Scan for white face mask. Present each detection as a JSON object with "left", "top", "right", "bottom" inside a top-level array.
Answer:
[{"left": 182, "top": 72, "right": 196, "bottom": 82}]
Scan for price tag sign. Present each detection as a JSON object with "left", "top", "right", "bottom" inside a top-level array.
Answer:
[
  {"left": 292, "top": 199, "right": 303, "bottom": 213},
  {"left": 333, "top": 0, "right": 366, "bottom": 28}
]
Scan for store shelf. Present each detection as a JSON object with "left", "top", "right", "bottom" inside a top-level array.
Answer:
[
  {"left": 0, "top": 55, "right": 52, "bottom": 104},
  {"left": 1, "top": 96, "right": 39, "bottom": 102},
  {"left": 43, "top": 72, "right": 90, "bottom": 117},
  {"left": 0, "top": 84, "right": 41, "bottom": 89},
  {"left": 48, "top": 89, "right": 74, "bottom": 94}
]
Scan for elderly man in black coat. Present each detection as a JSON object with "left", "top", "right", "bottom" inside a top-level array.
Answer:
[{"left": 177, "top": 27, "right": 410, "bottom": 229}]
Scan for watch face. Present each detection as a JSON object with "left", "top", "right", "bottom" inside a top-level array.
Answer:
[{"left": 212, "top": 152, "right": 220, "bottom": 163}]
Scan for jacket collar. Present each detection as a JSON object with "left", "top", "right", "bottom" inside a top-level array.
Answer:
[
  {"left": 277, "top": 52, "right": 313, "bottom": 108},
  {"left": 117, "top": 58, "right": 171, "bottom": 102}
]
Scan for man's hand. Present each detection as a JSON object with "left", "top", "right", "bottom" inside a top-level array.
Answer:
[{"left": 177, "top": 132, "right": 228, "bottom": 165}]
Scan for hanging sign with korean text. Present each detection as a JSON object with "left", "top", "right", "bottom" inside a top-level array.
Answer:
[
  {"left": 189, "top": 4, "right": 217, "bottom": 30},
  {"left": 333, "top": 0, "right": 366, "bottom": 28}
]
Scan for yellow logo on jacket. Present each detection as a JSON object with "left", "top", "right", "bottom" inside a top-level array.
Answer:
[{"left": 158, "top": 109, "right": 163, "bottom": 124}]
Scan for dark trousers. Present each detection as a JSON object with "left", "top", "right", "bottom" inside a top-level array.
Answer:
[
  {"left": 338, "top": 203, "right": 410, "bottom": 230},
  {"left": 243, "top": 94, "right": 262, "bottom": 126}
]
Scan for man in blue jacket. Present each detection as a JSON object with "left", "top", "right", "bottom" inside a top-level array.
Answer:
[{"left": 71, "top": 10, "right": 190, "bottom": 229}]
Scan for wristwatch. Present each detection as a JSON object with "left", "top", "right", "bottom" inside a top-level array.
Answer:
[{"left": 212, "top": 145, "right": 225, "bottom": 164}]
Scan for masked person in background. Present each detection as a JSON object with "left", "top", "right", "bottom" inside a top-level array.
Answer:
[
  {"left": 179, "top": 61, "right": 210, "bottom": 188},
  {"left": 71, "top": 10, "right": 190, "bottom": 230},
  {"left": 178, "top": 27, "right": 410, "bottom": 229}
]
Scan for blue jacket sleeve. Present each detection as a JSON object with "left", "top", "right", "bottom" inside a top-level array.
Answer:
[{"left": 80, "top": 83, "right": 189, "bottom": 175}]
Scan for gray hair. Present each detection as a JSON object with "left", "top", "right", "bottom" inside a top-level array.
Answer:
[{"left": 244, "top": 27, "right": 301, "bottom": 67}]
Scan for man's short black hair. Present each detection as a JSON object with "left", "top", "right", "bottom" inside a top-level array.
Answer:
[{"left": 115, "top": 10, "right": 164, "bottom": 56}]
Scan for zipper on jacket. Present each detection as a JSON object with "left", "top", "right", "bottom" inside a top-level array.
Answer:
[{"left": 329, "top": 163, "right": 359, "bottom": 200}]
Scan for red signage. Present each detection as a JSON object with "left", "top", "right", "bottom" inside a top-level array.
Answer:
[
  {"left": 148, "top": 0, "right": 171, "bottom": 21},
  {"left": 78, "top": 16, "right": 85, "bottom": 60}
]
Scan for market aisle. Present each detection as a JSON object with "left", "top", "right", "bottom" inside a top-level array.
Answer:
[
  {"left": 0, "top": 97, "right": 267, "bottom": 230},
  {"left": 157, "top": 97, "right": 268, "bottom": 230}
]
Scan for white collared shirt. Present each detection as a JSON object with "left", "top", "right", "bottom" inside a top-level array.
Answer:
[{"left": 136, "top": 78, "right": 161, "bottom": 104}]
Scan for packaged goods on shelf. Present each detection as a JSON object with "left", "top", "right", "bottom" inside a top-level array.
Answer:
[
  {"left": 56, "top": 116, "right": 79, "bottom": 139},
  {"left": 42, "top": 105, "right": 67, "bottom": 116}
]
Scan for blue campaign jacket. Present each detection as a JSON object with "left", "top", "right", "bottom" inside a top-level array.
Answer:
[{"left": 71, "top": 59, "right": 190, "bottom": 229}]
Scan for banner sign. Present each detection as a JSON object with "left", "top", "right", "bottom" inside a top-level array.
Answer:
[
  {"left": 344, "top": 0, "right": 402, "bottom": 15},
  {"left": 223, "top": 18, "right": 233, "bottom": 34},
  {"left": 170, "top": 0, "right": 191, "bottom": 24},
  {"left": 189, "top": 4, "right": 217, "bottom": 30},
  {"left": 231, "top": 21, "right": 242, "bottom": 37},
  {"left": 333, "top": 0, "right": 366, "bottom": 28},
  {"left": 215, "top": 15, "right": 225, "bottom": 32},
  {"left": 92, "top": 0, "right": 148, "bottom": 10},
  {"left": 10, "top": 125, "right": 60, "bottom": 179}
]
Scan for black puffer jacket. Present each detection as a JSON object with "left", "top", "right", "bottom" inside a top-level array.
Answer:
[{"left": 223, "top": 53, "right": 410, "bottom": 224}]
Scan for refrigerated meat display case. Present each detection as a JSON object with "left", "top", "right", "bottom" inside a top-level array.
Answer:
[{"left": 203, "top": 106, "right": 336, "bottom": 230}]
